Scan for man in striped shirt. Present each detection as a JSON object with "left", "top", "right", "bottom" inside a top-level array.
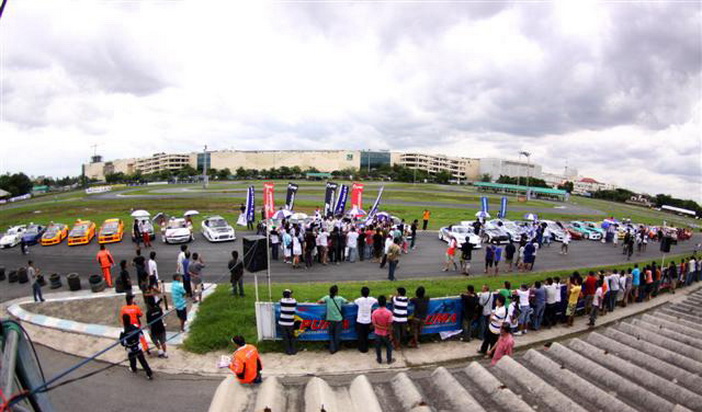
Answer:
[
  {"left": 278, "top": 289, "right": 298, "bottom": 355},
  {"left": 392, "top": 287, "right": 409, "bottom": 348}
]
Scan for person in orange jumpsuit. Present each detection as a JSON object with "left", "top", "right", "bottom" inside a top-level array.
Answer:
[
  {"left": 96, "top": 244, "right": 115, "bottom": 287},
  {"left": 120, "top": 294, "right": 150, "bottom": 353},
  {"left": 228, "top": 335, "right": 262, "bottom": 384}
]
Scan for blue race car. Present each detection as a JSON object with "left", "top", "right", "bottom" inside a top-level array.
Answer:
[{"left": 22, "top": 224, "right": 47, "bottom": 245}]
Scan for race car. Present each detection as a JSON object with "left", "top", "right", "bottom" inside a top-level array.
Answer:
[
  {"left": 438, "top": 225, "right": 482, "bottom": 248},
  {"left": 67, "top": 220, "right": 96, "bottom": 246},
  {"left": 21, "top": 223, "right": 46, "bottom": 245},
  {"left": 485, "top": 219, "right": 526, "bottom": 242},
  {"left": 569, "top": 221, "right": 601, "bottom": 240},
  {"left": 202, "top": 216, "right": 236, "bottom": 242},
  {"left": 0, "top": 225, "right": 27, "bottom": 248},
  {"left": 98, "top": 218, "right": 125, "bottom": 244},
  {"left": 565, "top": 227, "right": 584, "bottom": 240},
  {"left": 582, "top": 221, "right": 606, "bottom": 239},
  {"left": 163, "top": 218, "right": 194, "bottom": 244},
  {"left": 41, "top": 223, "right": 69, "bottom": 246},
  {"left": 541, "top": 220, "right": 567, "bottom": 242}
]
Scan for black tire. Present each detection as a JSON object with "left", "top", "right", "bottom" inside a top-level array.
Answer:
[
  {"left": 0, "top": 266, "right": 5, "bottom": 281},
  {"left": 88, "top": 274, "right": 103, "bottom": 284},
  {"left": 49, "top": 273, "right": 62, "bottom": 289},
  {"left": 8, "top": 270, "right": 18, "bottom": 283},
  {"left": 90, "top": 277, "right": 105, "bottom": 293},
  {"left": 67, "top": 273, "right": 81, "bottom": 291},
  {"left": 18, "top": 267, "right": 29, "bottom": 284}
]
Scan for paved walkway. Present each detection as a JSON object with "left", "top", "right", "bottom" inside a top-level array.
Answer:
[{"left": 5, "top": 282, "right": 700, "bottom": 379}]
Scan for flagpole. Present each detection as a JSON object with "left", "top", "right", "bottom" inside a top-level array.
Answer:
[{"left": 266, "top": 216, "right": 272, "bottom": 302}]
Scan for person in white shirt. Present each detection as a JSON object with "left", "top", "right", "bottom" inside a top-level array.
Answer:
[
  {"left": 346, "top": 228, "right": 359, "bottom": 263},
  {"left": 560, "top": 232, "right": 570, "bottom": 255},
  {"left": 176, "top": 245, "right": 187, "bottom": 275},
  {"left": 354, "top": 287, "right": 378, "bottom": 353},
  {"left": 543, "top": 277, "right": 558, "bottom": 328},
  {"left": 516, "top": 285, "right": 531, "bottom": 335},
  {"left": 316, "top": 229, "right": 328, "bottom": 265},
  {"left": 608, "top": 271, "right": 620, "bottom": 312},
  {"left": 588, "top": 281, "right": 604, "bottom": 326},
  {"left": 147, "top": 251, "right": 159, "bottom": 287}
]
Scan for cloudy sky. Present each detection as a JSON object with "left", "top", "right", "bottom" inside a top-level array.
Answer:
[{"left": 1, "top": 1, "right": 700, "bottom": 200}]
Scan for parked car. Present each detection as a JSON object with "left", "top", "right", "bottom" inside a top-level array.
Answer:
[
  {"left": 541, "top": 220, "right": 566, "bottom": 242},
  {"left": 569, "top": 221, "right": 601, "bottom": 240},
  {"left": 486, "top": 219, "right": 526, "bottom": 242},
  {"left": 98, "top": 218, "right": 125, "bottom": 244},
  {"left": 163, "top": 218, "right": 194, "bottom": 244},
  {"left": 0, "top": 225, "right": 27, "bottom": 248},
  {"left": 483, "top": 227, "right": 511, "bottom": 244},
  {"left": 41, "top": 223, "right": 69, "bottom": 246},
  {"left": 21, "top": 224, "right": 46, "bottom": 245},
  {"left": 202, "top": 216, "right": 236, "bottom": 242},
  {"left": 439, "top": 225, "right": 482, "bottom": 248},
  {"left": 67, "top": 220, "right": 96, "bottom": 246},
  {"left": 565, "top": 227, "right": 584, "bottom": 240},
  {"left": 582, "top": 221, "right": 606, "bottom": 238}
]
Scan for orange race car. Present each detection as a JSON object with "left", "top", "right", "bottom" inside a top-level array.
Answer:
[
  {"left": 41, "top": 223, "right": 69, "bottom": 246},
  {"left": 98, "top": 218, "right": 124, "bottom": 244},
  {"left": 67, "top": 220, "right": 96, "bottom": 246}
]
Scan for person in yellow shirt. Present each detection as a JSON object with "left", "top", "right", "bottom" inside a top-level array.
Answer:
[
  {"left": 228, "top": 336, "right": 262, "bottom": 384},
  {"left": 566, "top": 277, "right": 583, "bottom": 327},
  {"left": 422, "top": 209, "right": 431, "bottom": 231}
]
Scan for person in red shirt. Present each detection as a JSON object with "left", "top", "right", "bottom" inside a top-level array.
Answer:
[
  {"left": 442, "top": 233, "right": 458, "bottom": 272},
  {"left": 583, "top": 271, "right": 598, "bottom": 315},
  {"left": 120, "top": 294, "right": 150, "bottom": 353},
  {"left": 371, "top": 295, "right": 394, "bottom": 364},
  {"left": 96, "top": 244, "right": 115, "bottom": 287},
  {"left": 228, "top": 336, "right": 262, "bottom": 384}
]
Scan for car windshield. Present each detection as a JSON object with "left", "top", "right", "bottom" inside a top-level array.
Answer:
[
  {"left": 25, "top": 227, "right": 40, "bottom": 234},
  {"left": 209, "top": 219, "right": 227, "bottom": 228},
  {"left": 70, "top": 224, "right": 88, "bottom": 236},
  {"left": 168, "top": 220, "right": 186, "bottom": 229},
  {"left": 44, "top": 226, "right": 61, "bottom": 237},
  {"left": 453, "top": 227, "right": 468, "bottom": 234},
  {"left": 102, "top": 222, "right": 119, "bottom": 232}
]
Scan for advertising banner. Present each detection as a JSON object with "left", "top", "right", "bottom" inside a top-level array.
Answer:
[
  {"left": 350, "top": 182, "right": 364, "bottom": 209},
  {"left": 323, "top": 182, "right": 338, "bottom": 217},
  {"left": 365, "top": 186, "right": 384, "bottom": 222},
  {"left": 263, "top": 183, "right": 275, "bottom": 219},
  {"left": 273, "top": 297, "right": 462, "bottom": 341},
  {"left": 245, "top": 185, "right": 255, "bottom": 223},
  {"left": 285, "top": 183, "right": 299, "bottom": 211},
  {"left": 498, "top": 196, "right": 508, "bottom": 219},
  {"left": 480, "top": 196, "right": 489, "bottom": 214},
  {"left": 333, "top": 184, "right": 349, "bottom": 216}
]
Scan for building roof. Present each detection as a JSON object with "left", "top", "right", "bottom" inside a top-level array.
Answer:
[
  {"left": 0, "top": 188, "right": 10, "bottom": 198},
  {"left": 473, "top": 182, "right": 567, "bottom": 196},
  {"left": 579, "top": 177, "right": 599, "bottom": 183}
]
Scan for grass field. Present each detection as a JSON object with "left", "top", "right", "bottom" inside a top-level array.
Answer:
[{"left": 181, "top": 252, "right": 689, "bottom": 354}]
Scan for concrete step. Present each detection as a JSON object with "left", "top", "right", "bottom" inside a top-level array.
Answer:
[
  {"left": 546, "top": 342, "right": 676, "bottom": 412},
  {"left": 493, "top": 356, "right": 586, "bottom": 412},
  {"left": 349, "top": 375, "right": 383, "bottom": 412},
  {"left": 631, "top": 318, "right": 702, "bottom": 347},
  {"left": 661, "top": 306, "right": 702, "bottom": 323},
  {"left": 429, "top": 367, "right": 485, "bottom": 412},
  {"left": 463, "top": 362, "right": 535, "bottom": 412},
  {"left": 641, "top": 313, "right": 702, "bottom": 339},
  {"left": 567, "top": 338, "right": 702, "bottom": 411},
  {"left": 669, "top": 302, "right": 702, "bottom": 314},
  {"left": 252, "top": 376, "right": 286, "bottom": 412},
  {"left": 586, "top": 332, "right": 702, "bottom": 395},
  {"left": 208, "top": 376, "right": 252, "bottom": 412},
  {"left": 601, "top": 327, "right": 702, "bottom": 375},
  {"left": 390, "top": 372, "right": 432, "bottom": 412},
  {"left": 655, "top": 311, "right": 702, "bottom": 331},
  {"left": 521, "top": 348, "right": 637, "bottom": 412},
  {"left": 615, "top": 321, "right": 702, "bottom": 363},
  {"left": 304, "top": 377, "right": 355, "bottom": 412}
]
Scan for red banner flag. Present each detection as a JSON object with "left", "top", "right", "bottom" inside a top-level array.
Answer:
[
  {"left": 351, "top": 182, "right": 364, "bottom": 209},
  {"left": 263, "top": 182, "right": 275, "bottom": 219}
]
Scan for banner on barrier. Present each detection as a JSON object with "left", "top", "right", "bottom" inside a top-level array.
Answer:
[
  {"left": 264, "top": 183, "right": 275, "bottom": 219},
  {"left": 245, "top": 185, "right": 255, "bottom": 223}
]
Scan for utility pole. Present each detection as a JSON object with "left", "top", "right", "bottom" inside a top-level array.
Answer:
[
  {"left": 518, "top": 151, "right": 531, "bottom": 199},
  {"left": 202, "top": 145, "right": 208, "bottom": 189}
]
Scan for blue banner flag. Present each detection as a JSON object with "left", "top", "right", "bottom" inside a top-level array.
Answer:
[
  {"left": 480, "top": 196, "right": 489, "bottom": 214},
  {"left": 333, "top": 185, "right": 349, "bottom": 216},
  {"left": 498, "top": 196, "right": 508, "bottom": 219},
  {"left": 245, "top": 185, "right": 255, "bottom": 223},
  {"left": 365, "top": 186, "right": 384, "bottom": 223}
]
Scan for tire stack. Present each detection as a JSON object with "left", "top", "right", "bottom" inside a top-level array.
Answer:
[
  {"left": 49, "top": 273, "right": 62, "bottom": 289},
  {"left": 17, "top": 267, "right": 29, "bottom": 284},
  {"left": 0, "top": 267, "right": 5, "bottom": 281},
  {"left": 8, "top": 270, "right": 18, "bottom": 283},
  {"left": 89, "top": 274, "right": 105, "bottom": 293},
  {"left": 67, "top": 273, "right": 81, "bottom": 291}
]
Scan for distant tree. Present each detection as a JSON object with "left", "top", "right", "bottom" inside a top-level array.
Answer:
[
  {"left": 480, "top": 173, "right": 492, "bottom": 183},
  {"left": 235, "top": 167, "right": 248, "bottom": 179},
  {"left": 304, "top": 167, "right": 320, "bottom": 174},
  {"left": 217, "top": 168, "right": 231, "bottom": 180},
  {"left": 0, "top": 172, "right": 33, "bottom": 197},
  {"left": 434, "top": 170, "right": 452, "bottom": 184},
  {"left": 158, "top": 169, "right": 173, "bottom": 181},
  {"left": 105, "top": 172, "right": 126, "bottom": 184},
  {"left": 557, "top": 181, "right": 574, "bottom": 193},
  {"left": 206, "top": 168, "right": 218, "bottom": 179}
]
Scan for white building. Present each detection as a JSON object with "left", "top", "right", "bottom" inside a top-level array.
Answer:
[
  {"left": 479, "top": 157, "right": 543, "bottom": 181},
  {"left": 572, "top": 177, "right": 615, "bottom": 195},
  {"left": 398, "top": 153, "right": 480, "bottom": 181}
]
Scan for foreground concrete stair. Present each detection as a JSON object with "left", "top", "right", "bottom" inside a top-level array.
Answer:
[{"left": 208, "top": 291, "right": 702, "bottom": 412}]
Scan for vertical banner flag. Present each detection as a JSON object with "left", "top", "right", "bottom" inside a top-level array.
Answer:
[
  {"left": 480, "top": 196, "right": 489, "bottom": 214},
  {"left": 498, "top": 196, "right": 508, "bottom": 219},
  {"left": 323, "top": 182, "right": 338, "bottom": 217},
  {"left": 263, "top": 183, "right": 275, "bottom": 219},
  {"left": 285, "top": 183, "right": 299, "bottom": 211},
  {"left": 365, "top": 186, "right": 384, "bottom": 222},
  {"left": 245, "top": 185, "right": 255, "bottom": 223},
  {"left": 351, "top": 182, "right": 364, "bottom": 209},
  {"left": 333, "top": 185, "right": 349, "bottom": 216}
]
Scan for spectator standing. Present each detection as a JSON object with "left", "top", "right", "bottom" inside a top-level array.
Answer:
[
  {"left": 96, "top": 244, "right": 115, "bottom": 287},
  {"left": 133, "top": 248, "right": 148, "bottom": 293},
  {"left": 631, "top": 264, "right": 641, "bottom": 302},
  {"left": 372, "top": 229, "right": 384, "bottom": 263},
  {"left": 543, "top": 278, "right": 558, "bottom": 328},
  {"left": 479, "top": 294, "right": 506, "bottom": 354},
  {"left": 560, "top": 231, "right": 570, "bottom": 255},
  {"left": 409, "top": 286, "right": 429, "bottom": 348},
  {"left": 371, "top": 295, "right": 394, "bottom": 364},
  {"left": 387, "top": 238, "right": 401, "bottom": 281},
  {"left": 346, "top": 228, "right": 359, "bottom": 263},
  {"left": 460, "top": 285, "right": 479, "bottom": 341},
  {"left": 140, "top": 220, "right": 152, "bottom": 248},
  {"left": 422, "top": 209, "right": 431, "bottom": 231},
  {"left": 493, "top": 245, "right": 503, "bottom": 276},
  {"left": 133, "top": 220, "right": 141, "bottom": 247},
  {"left": 316, "top": 228, "right": 328, "bottom": 265},
  {"left": 410, "top": 220, "right": 418, "bottom": 249},
  {"left": 28, "top": 260, "right": 44, "bottom": 302},
  {"left": 147, "top": 251, "right": 159, "bottom": 288},
  {"left": 182, "top": 251, "right": 192, "bottom": 298},
  {"left": 176, "top": 245, "right": 187, "bottom": 277},
  {"left": 146, "top": 300, "right": 168, "bottom": 358},
  {"left": 304, "top": 229, "right": 316, "bottom": 268},
  {"left": 354, "top": 287, "right": 377, "bottom": 353},
  {"left": 228, "top": 336, "right": 262, "bottom": 384},
  {"left": 478, "top": 285, "right": 494, "bottom": 340},
  {"left": 120, "top": 294, "right": 150, "bottom": 354},
  {"left": 117, "top": 260, "right": 132, "bottom": 293},
  {"left": 171, "top": 274, "right": 187, "bottom": 332},
  {"left": 566, "top": 277, "right": 582, "bottom": 327},
  {"left": 516, "top": 284, "right": 531, "bottom": 335},
  {"left": 189, "top": 253, "right": 205, "bottom": 303},
  {"left": 391, "top": 288, "right": 409, "bottom": 348},
  {"left": 119, "top": 314, "right": 153, "bottom": 380},
  {"left": 609, "top": 271, "right": 620, "bottom": 311},
  {"left": 460, "top": 240, "right": 473, "bottom": 276},
  {"left": 228, "top": 251, "right": 244, "bottom": 297},
  {"left": 532, "top": 281, "right": 546, "bottom": 331},
  {"left": 583, "top": 271, "right": 597, "bottom": 315},
  {"left": 442, "top": 234, "right": 459, "bottom": 272},
  {"left": 490, "top": 324, "right": 514, "bottom": 366},
  {"left": 318, "top": 285, "right": 347, "bottom": 354},
  {"left": 278, "top": 289, "right": 297, "bottom": 355},
  {"left": 357, "top": 228, "right": 366, "bottom": 261},
  {"left": 588, "top": 280, "right": 604, "bottom": 327},
  {"left": 504, "top": 241, "right": 516, "bottom": 272},
  {"left": 270, "top": 227, "right": 280, "bottom": 261}
]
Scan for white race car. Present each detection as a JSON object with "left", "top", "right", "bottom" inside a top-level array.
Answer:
[
  {"left": 541, "top": 220, "right": 567, "bottom": 242},
  {"left": 202, "top": 216, "right": 236, "bottom": 242},
  {"left": 162, "top": 218, "right": 193, "bottom": 244},
  {"left": 485, "top": 219, "right": 526, "bottom": 242},
  {"left": 438, "top": 225, "right": 482, "bottom": 248},
  {"left": 1, "top": 225, "right": 27, "bottom": 248}
]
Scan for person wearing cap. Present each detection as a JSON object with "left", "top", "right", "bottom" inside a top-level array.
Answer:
[
  {"left": 228, "top": 335, "right": 262, "bottom": 384},
  {"left": 278, "top": 289, "right": 298, "bottom": 355}
]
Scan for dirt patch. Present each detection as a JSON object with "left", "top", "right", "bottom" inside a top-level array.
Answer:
[{"left": 24, "top": 295, "right": 191, "bottom": 332}]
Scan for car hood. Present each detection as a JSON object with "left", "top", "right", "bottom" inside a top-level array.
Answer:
[
  {"left": 166, "top": 228, "right": 191, "bottom": 236},
  {"left": 209, "top": 227, "right": 233, "bottom": 233},
  {"left": 0, "top": 235, "right": 18, "bottom": 243}
]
